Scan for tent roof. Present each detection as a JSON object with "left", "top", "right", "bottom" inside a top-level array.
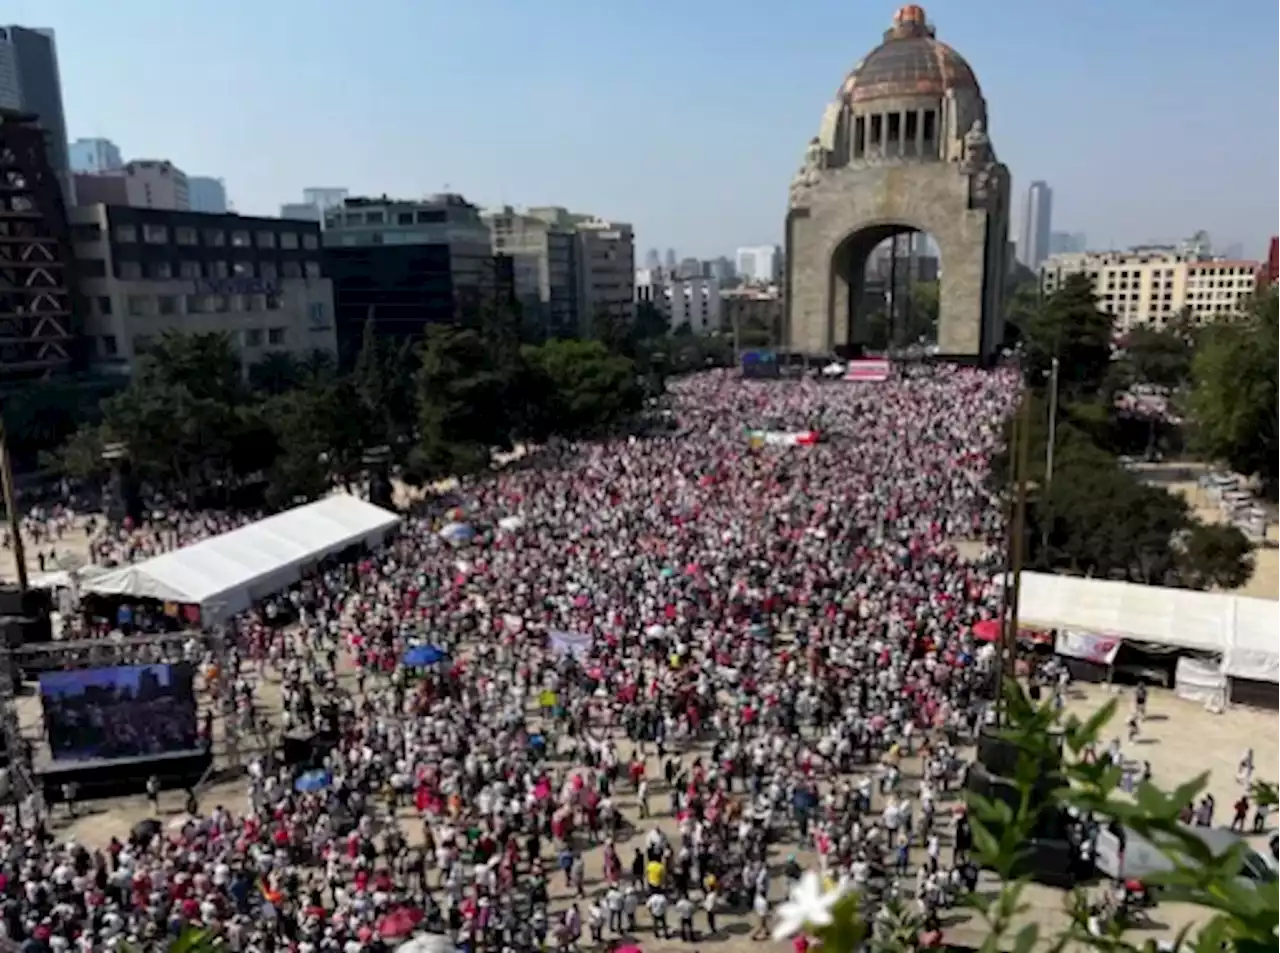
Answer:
[{"left": 83, "top": 495, "right": 400, "bottom": 608}]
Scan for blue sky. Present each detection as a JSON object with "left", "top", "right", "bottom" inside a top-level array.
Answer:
[{"left": 17, "top": 0, "right": 1279, "bottom": 258}]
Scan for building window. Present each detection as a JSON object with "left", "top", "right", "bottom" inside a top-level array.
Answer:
[
  {"left": 256, "top": 231, "right": 276, "bottom": 249},
  {"left": 266, "top": 293, "right": 282, "bottom": 311},
  {"left": 117, "top": 261, "right": 142, "bottom": 280},
  {"left": 126, "top": 295, "right": 149, "bottom": 317},
  {"left": 281, "top": 261, "right": 302, "bottom": 278},
  {"left": 71, "top": 223, "right": 102, "bottom": 242},
  {"left": 180, "top": 260, "right": 201, "bottom": 279},
  {"left": 149, "top": 261, "right": 173, "bottom": 280},
  {"left": 186, "top": 294, "right": 210, "bottom": 313},
  {"left": 260, "top": 262, "right": 278, "bottom": 281},
  {"left": 174, "top": 226, "right": 197, "bottom": 245},
  {"left": 308, "top": 302, "right": 329, "bottom": 329},
  {"left": 366, "top": 211, "right": 385, "bottom": 225},
  {"left": 416, "top": 210, "right": 445, "bottom": 224},
  {"left": 230, "top": 230, "right": 251, "bottom": 247},
  {"left": 397, "top": 212, "right": 413, "bottom": 225},
  {"left": 157, "top": 295, "right": 178, "bottom": 316},
  {"left": 227, "top": 294, "right": 244, "bottom": 312},
  {"left": 97, "top": 296, "right": 113, "bottom": 316},
  {"left": 304, "top": 261, "right": 321, "bottom": 278},
  {"left": 302, "top": 234, "right": 319, "bottom": 249},
  {"left": 204, "top": 229, "right": 226, "bottom": 247},
  {"left": 279, "top": 232, "right": 298, "bottom": 250},
  {"left": 213, "top": 295, "right": 231, "bottom": 313},
  {"left": 244, "top": 328, "right": 263, "bottom": 347},
  {"left": 100, "top": 335, "right": 118, "bottom": 357},
  {"left": 114, "top": 225, "right": 137, "bottom": 243},
  {"left": 267, "top": 327, "right": 286, "bottom": 346},
  {"left": 209, "top": 261, "right": 229, "bottom": 279},
  {"left": 142, "top": 224, "right": 168, "bottom": 244}
]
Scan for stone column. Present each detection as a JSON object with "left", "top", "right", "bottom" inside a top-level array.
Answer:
[{"left": 915, "top": 108, "right": 926, "bottom": 157}]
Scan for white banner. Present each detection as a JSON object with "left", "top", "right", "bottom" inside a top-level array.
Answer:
[
  {"left": 1055, "top": 629, "right": 1122, "bottom": 666},
  {"left": 548, "top": 631, "right": 593, "bottom": 659}
]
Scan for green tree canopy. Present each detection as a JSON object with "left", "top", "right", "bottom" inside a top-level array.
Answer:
[
  {"left": 1188, "top": 291, "right": 1279, "bottom": 495},
  {"left": 1176, "top": 520, "right": 1256, "bottom": 591},
  {"left": 1017, "top": 273, "right": 1114, "bottom": 398},
  {"left": 519, "top": 339, "right": 642, "bottom": 439},
  {"left": 1120, "top": 325, "right": 1194, "bottom": 390}
]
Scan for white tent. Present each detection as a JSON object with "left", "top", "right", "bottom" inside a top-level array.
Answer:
[
  {"left": 1019, "top": 571, "right": 1278, "bottom": 684},
  {"left": 83, "top": 495, "right": 401, "bottom": 623}
]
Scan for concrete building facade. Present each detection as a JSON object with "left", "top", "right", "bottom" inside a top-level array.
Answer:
[
  {"left": 522, "top": 208, "right": 634, "bottom": 336},
  {"left": 483, "top": 206, "right": 580, "bottom": 339},
  {"left": 635, "top": 271, "right": 722, "bottom": 334},
  {"left": 70, "top": 137, "right": 123, "bottom": 174},
  {"left": 784, "top": 6, "right": 1009, "bottom": 360},
  {"left": 1018, "top": 180, "right": 1052, "bottom": 269},
  {"left": 723, "top": 286, "right": 784, "bottom": 349},
  {"left": 1039, "top": 246, "right": 1260, "bottom": 332},
  {"left": 70, "top": 204, "right": 336, "bottom": 374},
  {"left": 0, "top": 26, "right": 72, "bottom": 202},
  {"left": 122, "top": 159, "right": 189, "bottom": 210},
  {"left": 188, "top": 176, "right": 228, "bottom": 214}
]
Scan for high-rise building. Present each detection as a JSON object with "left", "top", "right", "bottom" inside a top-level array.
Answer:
[
  {"left": 1019, "top": 181, "right": 1053, "bottom": 269},
  {"left": 322, "top": 193, "right": 505, "bottom": 359},
  {"left": 70, "top": 137, "right": 122, "bottom": 174},
  {"left": 644, "top": 248, "right": 661, "bottom": 270},
  {"left": 736, "top": 245, "right": 781, "bottom": 284},
  {"left": 663, "top": 248, "right": 677, "bottom": 270},
  {"left": 187, "top": 176, "right": 228, "bottom": 214},
  {"left": 0, "top": 26, "right": 72, "bottom": 203},
  {"left": 483, "top": 206, "right": 580, "bottom": 339},
  {"left": 635, "top": 271, "right": 722, "bottom": 335},
  {"left": 121, "top": 159, "right": 189, "bottom": 210}
]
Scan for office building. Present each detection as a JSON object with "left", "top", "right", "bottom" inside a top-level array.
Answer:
[
  {"left": 663, "top": 248, "right": 677, "bottom": 270},
  {"left": 1019, "top": 181, "right": 1052, "bottom": 269},
  {"left": 483, "top": 206, "right": 580, "bottom": 338},
  {"left": 70, "top": 137, "right": 122, "bottom": 174},
  {"left": 521, "top": 207, "right": 634, "bottom": 335},
  {"left": 69, "top": 204, "right": 336, "bottom": 374},
  {"left": 322, "top": 193, "right": 505, "bottom": 357},
  {"left": 188, "top": 176, "right": 228, "bottom": 214},
  {"left": 121, "top": 159, "right": 189, "bottom": 210},
  {"left": 706, "top": 257, "right": 736, "bottom": 284},
  {"left": 280, "top": 203, "right": 322, "bottom": 223},
  {"left": 736, "top": 245, "right": 782, "bottom": 284},
  {"left": 0, "top": 26, "right": 72, "bottom": 203},
  {"left": 635, "top": 271, "right": 721, "bottom": 335},
  {"left": 644, "top": 248, "right": 661, "bottom": 270},
  {"left": 1040, "top": 245, "right": 1260, "bottom": 333}
]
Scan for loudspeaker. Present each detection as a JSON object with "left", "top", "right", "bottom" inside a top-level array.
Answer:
[
  {"left": 0, "top": 587, "right": 22, "bottom": 617},
  {"left": 1010, "top": 838, "right": 1076, "bottom": 888},
  {"left": 976, "top": 730, "right": 1020, "bottom": 777},
  {"left": 0, "top": 614, "right": 50, "bottom": 647},
  {"left": 964, "top": 763, "right": 1063, "bottom": 831}
]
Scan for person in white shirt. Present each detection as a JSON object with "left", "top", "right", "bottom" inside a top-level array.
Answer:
[{"left": 645, "top": 891, "right": 669, "bottom": 938}]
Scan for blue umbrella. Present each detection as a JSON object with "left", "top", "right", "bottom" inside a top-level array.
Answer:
[
  {"left": 439, "top": 522, "right": 475, "bottom": 543},
  {"left": 295, "top": 769, "right": 330, "bottom": 793},
  {"left": 402, "top": 644, "right": 447, "bottom": 667}
]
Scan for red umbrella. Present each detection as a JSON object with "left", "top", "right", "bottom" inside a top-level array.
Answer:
[
  {"left": 378, "top": 907, "right": 425, "bottom": 939},
  {"left": 972, "top": 619, "right": 1002, "bottom": 643}
]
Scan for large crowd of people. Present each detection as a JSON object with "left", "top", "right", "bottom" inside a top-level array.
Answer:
[{"left": 0, "top": 366, "right": 1201, "bottom": 952}]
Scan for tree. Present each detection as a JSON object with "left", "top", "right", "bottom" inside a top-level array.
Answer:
[
  {"left": 247, "top": 351, "right": 300, "bottom": 396},
  {"left": 1177, "top": 520, "right": 1255, "bottom": 591},
  {"left": 1018, "top": 274, "right": 1114, "bottom": 398},
  {"left": 633, "top": 301, "right": 670, "bottom": 340},
  {"left": 1121, "top": 325, "right": 1193, "bottom": 390},
  {"left": 1188, "top": 292, "right": 1279, "bottom": 495},
  {"left": 410, "top": 325, "right": 515, "bottom": 480},
  {"left": 519, "top": 339, "right": 642, "bottom": 439}
]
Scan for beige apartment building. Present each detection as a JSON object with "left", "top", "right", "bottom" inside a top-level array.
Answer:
[
  {"left": 1039, "top": 246, "right": 1260, "bottom": 332},
  {"left": 71, "top": 204, "right": 337, "bottom": 374},
  {"left": 482, "top": 206, "right": 580, "bottom": 338}
]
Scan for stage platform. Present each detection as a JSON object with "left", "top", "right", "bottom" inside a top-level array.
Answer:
[{"left": 35, "top": 748, "right": 212, "bottom": 802}]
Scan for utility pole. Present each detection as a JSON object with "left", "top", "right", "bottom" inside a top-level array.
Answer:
[
  {"left": 1004, "top": 394, "right": 1033, "bottom": 706},
  {"left": 0, "top": 413, "right": 27, "bottom": 593},
  {"left": 993, "top": 399, "right": 1019, "bottom": 729},
  {"left": 1045, "top": 356, "right": 1060, "bottom": 487}
]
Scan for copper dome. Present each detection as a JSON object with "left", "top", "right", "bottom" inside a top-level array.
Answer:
[{"left": 838, "top": 7, "right": 980, "bottom": 105}]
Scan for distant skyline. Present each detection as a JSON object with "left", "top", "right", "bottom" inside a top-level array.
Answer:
[{"left": 23, "top": 0, "right": 1279, "bottom": 258}]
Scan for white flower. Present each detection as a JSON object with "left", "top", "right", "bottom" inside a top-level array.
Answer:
[{"left": 771, "top": 870, "right": 842, "bottom": 940}]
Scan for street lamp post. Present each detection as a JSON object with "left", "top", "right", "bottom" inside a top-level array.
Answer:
[{"left": 1045, "top": 356, "right": 1060, "bottom": 487}]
